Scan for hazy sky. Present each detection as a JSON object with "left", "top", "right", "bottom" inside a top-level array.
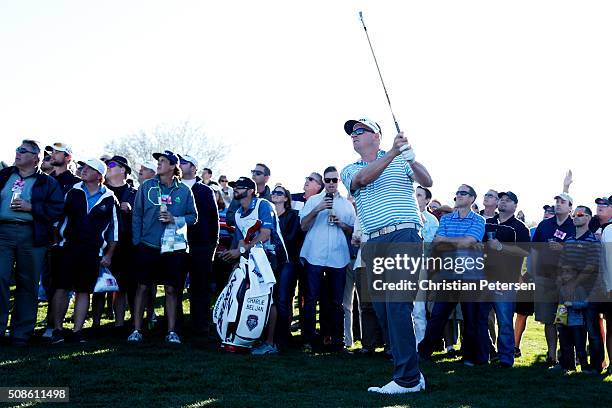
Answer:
[{"left": 1, "top": 1, "right": 610, "bottom": 223}]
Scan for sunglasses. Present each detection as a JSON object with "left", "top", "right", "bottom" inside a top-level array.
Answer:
[
  {"left": 324, "top": 177, "right": 339, "bottom": 184},
  {"left": 251, "top": 170, "right": 265, "bottom": 176},
  {"left": 107, "top": 161, "right": 119, "bottom": 168},
  {"left": 305, "top": 176, "right": 321, "bottom": 184},
  {"left": 351, "top": 128, "right": 370, "bottom": 136},
  {"left": 484, "top": 193, "right": 497, "bottom": 198},
  {"left": 456, "top": 191, "right": 473, "bottom": 197},
  {"left": 272, "top": 190, "right": 286, "bottom": 196},
  {"left": 16, "top": 147, "right": 36, "bottom": 154},
  {"left": 179, "top": 159, "right": 193, "bottom": 166},
  {"left": 219, "top": 179, "right": 227, "bottom": 183},
  {"left": 43, "top": 156, "right": 51, "bottom": 162},
  {"left": 574, "top": 212, "right": 588, "bottom": 218}
]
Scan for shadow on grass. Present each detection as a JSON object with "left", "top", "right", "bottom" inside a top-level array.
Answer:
[{"left": 1, "top": 330, "right": 612, "bottom": 408}]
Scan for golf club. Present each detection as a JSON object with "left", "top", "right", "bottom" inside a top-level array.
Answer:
[{"left": 358, "top": 11, "right": 401, "bottom": 134}]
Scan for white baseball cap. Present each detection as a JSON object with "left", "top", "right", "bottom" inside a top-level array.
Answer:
[
  {"left": 179, "top": 154, "right": 199, "bottom": 168},
  {"left": 45, "top": 142, "right": 72, "bottom": 155},
  {"left": 77, "top": 158, "right": 107, "bottom": 177},
  {"left": 140, "top": 161, "right": 158, "bottom": 172},
  {"left": 343, "top": 117, "right": 382, "bottom": 135},
  {"left": 554, "top": 193, "right": 574, "bottom": 205}
]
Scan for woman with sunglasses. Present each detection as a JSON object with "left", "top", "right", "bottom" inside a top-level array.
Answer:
[{"left": 271, "top": 185, "right": 304, "bottom": 349}]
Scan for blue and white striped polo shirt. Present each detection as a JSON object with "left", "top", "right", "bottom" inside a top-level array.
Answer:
[
  {"left": 436, "top": 210, "right": 486, "bottom": 280},
  {"left": 341, "top": 150, "right": 422, "bottom": 234},
  {"left": 437, "top": 210, "right": 486, "bottom": 241}
]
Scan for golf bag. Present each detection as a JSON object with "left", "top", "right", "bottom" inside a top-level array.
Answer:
[{"left": 212, "top": 246, "right": 276, "bottom": 350}]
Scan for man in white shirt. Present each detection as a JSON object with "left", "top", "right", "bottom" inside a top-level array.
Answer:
[
  {"left": 416, "top": 186, "right": 439, "bottom": 243},
  {"left": 414, "top": 186, "right": 439, "bottom": 344},
  {"left": 300, "top": 166, "right": 355, "bottom": 352}
]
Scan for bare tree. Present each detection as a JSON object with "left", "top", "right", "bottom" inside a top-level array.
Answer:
[{"left": 104, "top": 121, "right": 227, "bottom": 172}]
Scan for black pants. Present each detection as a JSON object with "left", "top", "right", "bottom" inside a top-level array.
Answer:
[
  {"left": 186, "top": 245, "right": 215, "bottom": 334},
  {"left": 558, "top": 324, "right": 587, "bottom": 370}
]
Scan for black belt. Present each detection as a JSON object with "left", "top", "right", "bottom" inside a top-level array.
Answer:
[{"left": 0, "top": 220, "right": 33, "bottom": 226}]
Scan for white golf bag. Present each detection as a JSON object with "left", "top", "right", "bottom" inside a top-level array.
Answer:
[{"left": 212, "top": 246, "right": 276, "bottom": 350}]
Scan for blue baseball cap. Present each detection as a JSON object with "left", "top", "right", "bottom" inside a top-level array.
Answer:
[{"left": 152, "top": 150, "right": 179, "bottom": 166}]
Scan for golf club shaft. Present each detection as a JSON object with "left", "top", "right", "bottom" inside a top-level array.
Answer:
[{"left": 359, "top": 11, "right": 401, "bottom": 134}]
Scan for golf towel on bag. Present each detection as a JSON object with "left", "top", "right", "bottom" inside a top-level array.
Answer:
[{"left": 212, "top": 246, "right": 275, "bottom": 348}]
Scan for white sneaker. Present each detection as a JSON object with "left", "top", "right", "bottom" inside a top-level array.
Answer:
[
  {"left": 42, "top": 328, "right": 54, "bottom": 339},
  {"left": 368, "top": 373, "right": 425, "bottom": 394},
  {"left": 165, "top": 331, "right": 181, "bottom": 344},
  {"left": 127, "top": 330, "right": 143, "bottom": 343}
]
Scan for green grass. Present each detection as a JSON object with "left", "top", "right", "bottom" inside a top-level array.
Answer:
[{"left": 1, "top": 293, "right": 612, "bottom": 408}]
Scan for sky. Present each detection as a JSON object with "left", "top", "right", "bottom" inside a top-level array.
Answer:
[{"left": 1, "top": 0, "right": 610, "bottom": 224}]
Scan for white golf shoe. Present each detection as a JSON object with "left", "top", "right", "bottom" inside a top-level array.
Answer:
[{"left": 367, "top": 373, "right": 425, "bottom": 394}]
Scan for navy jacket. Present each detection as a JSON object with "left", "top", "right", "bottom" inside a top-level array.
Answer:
[
  {"left": 59, "top": 182, "right": 119, "bottom": 256},
  {"left": 106, "top": 183, "right": 137, "bottom": 247},
  {"left": 0, "top": 166, "right": 64, "bottom": 247},
  {"left": 188, "top": 178, "right": 219, "bottom": 247}
]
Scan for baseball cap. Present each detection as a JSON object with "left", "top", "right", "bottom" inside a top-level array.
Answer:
[
  {"left": 229, "top": 176, "right": 256, "bottom": 190},
  {"left": 140, "top": 161, "right": 157, "bottom": 172},
  {"left": 45, "top": 142, "right": 72, "bottom": 155},
  {"left": 595, "top": 196, "right": 611, "bottom": 205},
  {"left": 543, "top": 204, "right": 554, "bottom": 212},
  {"left": 77, "top": 158, "right": 107, "bottom": 177},
  {"left": 99, "top": 154, "right": 112, "bottom": 163},
  {"left": 108, "top": 155, "right": 132, "bottom": 175},
  {"left": 498, "top": 191, "right": 518, "bottom": 204},
  {"left": 554, "top": 193, "right": 573, "bottom": 204},
  {"left": 152, "top": 150, "right": 179, "bottom": 165},
  {"left": 178, "top": 154, "right": 198, "bottom": 168},
  {"left": 344, "top": 117, "right": 382, "bottom": 135}
]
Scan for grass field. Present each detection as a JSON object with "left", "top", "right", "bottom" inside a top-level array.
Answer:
[{"left": 1, "top": 292, "right": 612, "bottom": 408}]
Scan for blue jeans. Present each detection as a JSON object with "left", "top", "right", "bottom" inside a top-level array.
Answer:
[
  {"left": 276, "top": 262, "right": 299, "bottom": 348},
  {"left": 490, "top": 291, "right": 516, "bottom": 365},
  {"left": 302, "top": 262, "right": 347, "bottom": 345},
  {"left": 369, "top": 228, "right": 422, "bottom": 388}
]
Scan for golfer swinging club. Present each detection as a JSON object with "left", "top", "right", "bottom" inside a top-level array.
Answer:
[{"left": 340, "top": 117, "right": 433, "bottom": 394}]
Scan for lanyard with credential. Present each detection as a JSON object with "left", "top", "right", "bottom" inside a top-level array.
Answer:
[{"left": 146, "top": 179, "right": 178, "bottom": 206}]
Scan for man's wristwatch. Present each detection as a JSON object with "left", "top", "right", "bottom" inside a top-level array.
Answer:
[
  {"left": 239, "top": 246, "right": 247, "bottom": 254},
  {"left": 496, "top": 242, "right": 503, "bottom": 251}
]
